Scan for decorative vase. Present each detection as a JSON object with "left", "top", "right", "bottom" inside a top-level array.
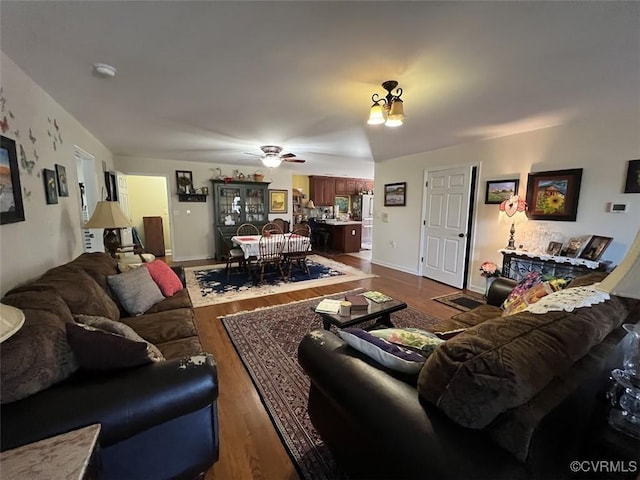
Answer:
[{"left": 484, "top": 277, "right": 496, "bottom": 297}]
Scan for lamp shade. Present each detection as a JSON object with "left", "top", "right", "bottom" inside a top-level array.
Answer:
[
  {"left": 84, "top": 201, "right": 131, "bottom": 229},
  {"left": 367, "top": 103, "right": 385, "bottom": 125},
  {"left": 498, "top": 195, "right": 528, "bottom": 225},
  {"left": 306, "top": 199, "right": 316, "bottom": 209},
  {"left": 597, "top": 229, "right": 640, "bottom": 299}
]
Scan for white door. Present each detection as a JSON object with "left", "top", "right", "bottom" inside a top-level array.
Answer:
[
  {"left": 116, "top": 172, "right": 133, "bottom": 246},
  {"left": 75, "top": 149, "right": 102, "bottom": 252},
  {"left": 422, "top": 165, "right": 473, "bottom": 288}
]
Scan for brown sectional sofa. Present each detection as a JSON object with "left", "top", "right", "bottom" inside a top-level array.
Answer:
[
  {"left": 0, "top": 252, "right": 218, "bottom": 480},
  {"left": 298, "top": 273, "right": 640, "bottom": 479}
]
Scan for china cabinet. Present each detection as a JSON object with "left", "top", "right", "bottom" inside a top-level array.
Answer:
[{"left": 212, "top": 180, "right": 270, "bottom": 259}]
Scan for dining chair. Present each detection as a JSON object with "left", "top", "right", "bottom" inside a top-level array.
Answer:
[
  {"left": 217, "top": 227, "right": 245, "bottom": 280},
  {"left": 272, "top": 217, "right": 290, "bottom": 234},
  {"left": 262, "top": 222, "right": 283, "bottom": 235},
  {"left": 256, "top": 234, "right": 286, "bottom": 284},
  {"left": 237, "top": 223, "right": 260, "bottom": 236},
  {"left": 285, "top": 227, "right": 313, "bottom": 279}
]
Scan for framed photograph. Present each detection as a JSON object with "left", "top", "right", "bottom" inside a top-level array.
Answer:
[
  {"left": 55, "top": 164, "right": 69, "bottom": 197},
  {"left": 176, "top": 170, "right": 193, "bottom": 194},
  {"left": 43, "top": 168, "right": 58, "bottom": 204},
  {"left": 525, "top": 168, "right": 583, "bottom": 221},
  {"left": 269, "top": 189, "right": 288, "bottom": 213},
  {"left": 562, "top": 236, "right": 588, "bottom": 258},
  {"left": 335, "top": 195, "right": 349, "bottom": 213},
  {"left": 545, "top": 241, "right": 563, "bottom": 256},
  {"left": 104, "top": 171, "right": 117, "bottom": 201},
  {"left": 485, "top": 179, "right": 519, "bottom": 204},
  {"left": 624, "top": 159, "right": 640, "bottom": 193},
  {"left": 579, "top": 235, "right": 613, "bottom": 262},
  {"left": 383, "top": 182, "right": 406, "bottom": 206},
  {"left": 0, "top": 135, "right": 25, "bottom": 225}
]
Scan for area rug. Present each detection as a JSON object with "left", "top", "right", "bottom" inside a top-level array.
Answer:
[
  {"left": 433, "top": 292, "right": 486, "bottom": 312},
  {"left": 185, "top": 255, "right": 376, "bottom": 308},
  {"left": 221, "top": 291, "right": 463, "bottom": 479}
]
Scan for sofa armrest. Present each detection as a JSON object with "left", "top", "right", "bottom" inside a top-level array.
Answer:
[
  {"left": 486, "top": 277, "right": 517, "bottom": 306},
  {"left": 0, "top": 354, "right": 217, "bottom": 451},
  {"left": 171, "top": 265, "right": 186, "bottom": 287}
]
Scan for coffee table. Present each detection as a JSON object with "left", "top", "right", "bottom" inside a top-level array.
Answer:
[{"left": 314, "top": 295, "right": 407, "bottom": 330}]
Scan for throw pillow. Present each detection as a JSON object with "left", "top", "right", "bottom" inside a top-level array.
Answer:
[
  {"left": 107, "top": 267, "right": 165, "bottom": 316},
  {"left": 144, "top": 260, "right": 183, "bottom": 297},
  {"left": 337, "top": 328, "right": 426, "bottom": 374},
  {"left": 67, "top": 320, "right": 164, "bottom": 371},
  {"left": 502, "top": 278, "right": 568, "bottom": 316},
  {"left": 500, "top": 271, "right": 543, "bottom": 312},
  {"left": 369, "top": 328, "right": 444, "bottom": 357}
]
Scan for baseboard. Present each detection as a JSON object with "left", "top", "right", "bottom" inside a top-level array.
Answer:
[{"left": 370, "top": 259, "right": 419, "bottom": 276}]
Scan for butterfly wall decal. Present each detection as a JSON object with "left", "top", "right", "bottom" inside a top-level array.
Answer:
[
  {"left": 19, "top": 144, "right": 36, "bottom": 175},
  {"left": 29, "top": 128, "right": 36, "bottom": 144},
  {"left": 0, "top": 116, "right": 8, "bottom": 133}
]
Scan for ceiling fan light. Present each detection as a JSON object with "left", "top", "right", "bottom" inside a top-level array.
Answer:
[
  {"left": 261, "top": 155, "right": 282, "bottom": 168},
  {"left": 367, "top": 103, "right": 385, "bottom": 125},
  {"left": 385, "top": 118, "right": 403, "bottom": 127},
  {"left": 388, "top": 98, "right": 405, "bottom": 118}
]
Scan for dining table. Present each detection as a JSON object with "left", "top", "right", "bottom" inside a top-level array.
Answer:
[{"left": 231, "top": 233, "right": 312, "bottom": 259}]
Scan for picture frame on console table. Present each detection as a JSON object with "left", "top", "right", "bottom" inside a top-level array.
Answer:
[
  {"left": 526, "top": 168, "right": 582, "bottom": 221},
  {"left": 0, "top": 135, "right": 25, "bottom": 225},
  {"left": 579, "top": 235, "right": 613, "bottom": 262}
]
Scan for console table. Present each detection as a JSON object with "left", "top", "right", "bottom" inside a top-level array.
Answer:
[{"left": 500, "top": 249, "right": 609, "bottom": 281}]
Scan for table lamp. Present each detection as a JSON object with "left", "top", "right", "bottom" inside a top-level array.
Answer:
[
  {"left": 597, "top": 228, "right": 640, "bottom": 438},
  {"left": 83, "top": 201, "right": 132, "bottom": 257},
  {"left": 498, "top": 195, "right": 528, "bottom": 250}
]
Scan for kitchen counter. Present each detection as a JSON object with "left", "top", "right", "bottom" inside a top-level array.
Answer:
[
  {"left": 317, "top": 221, "right": 362, "bottom": 253},
  {"left": 321, "top": 219, "right": 362, "bottom": 226}
]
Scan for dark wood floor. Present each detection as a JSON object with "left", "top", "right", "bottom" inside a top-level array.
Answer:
[{"left": 171, "top": 253, "right": 464, "bottom": 480}]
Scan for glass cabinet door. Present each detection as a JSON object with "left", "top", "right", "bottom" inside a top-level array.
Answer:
[
  {"left": 217, "top": 186, "right": 242, "bottom": 226},
  {"left": 244, "top": 187, "right": 266, "bottom": 223}
]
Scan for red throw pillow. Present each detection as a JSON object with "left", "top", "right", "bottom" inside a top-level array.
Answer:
[{"left": 144, "top": 260, "right": 183, "bottom": 297}]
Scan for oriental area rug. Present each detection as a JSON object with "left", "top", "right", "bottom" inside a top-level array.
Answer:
[
  {"left": 185, "top": 255, "right": 375, "bottom": 307},
  {"left": 432, "top": 292, "right": 486, "bottom": 312},
  {"left": 221, "top": 291, "right": 462, "bottom": 480}
]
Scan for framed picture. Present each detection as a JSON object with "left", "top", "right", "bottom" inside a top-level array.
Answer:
[
  {"left": 0, "top": 135, "right": 25, "bottom": 224},
  {"left": 55, "top": 164, "right": 69, "bottom": 197},
  {"left": 104, "top": 171, "right": 117, "bottom": 201},
  {"left": 579, "top": 235, "right": 613, "bottom": 262},
  {"left": 525, "top": 168, "right": 583, "bottom": 221},
  {"left": 383, "top": 182, "right": 406, "bottom": 206},
  {"left": 269, "top": 189, "right": 288, "bottom": 213},
  {"left": 43, "top": 168, "right": 58, "bottom": 204},
  {"left": 546, "top": 241, "right": 563, "bottom": 256},
  {"left": 563, "top": 236, "right": 588, "bottom": 258},
  {"left": 485, "top": 179, "right": 519, "bottom": 204},
  {"left": 624, "top": 159, "right": 640, "bottom": 193},
  {"left": 335, "top": 195, "right": 349, "bottom": 213},
  {"left": 176, "top": 170, "right": 193, "bottom": 194}
]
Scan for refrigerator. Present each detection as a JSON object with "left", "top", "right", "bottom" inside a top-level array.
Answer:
[{"left": 351, "top": 194, "right": 373, "bottom": 249}]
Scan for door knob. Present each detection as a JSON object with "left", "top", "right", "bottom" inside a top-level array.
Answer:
[{"left": 458, "top": 233, "right": 465, "bottom": 238}]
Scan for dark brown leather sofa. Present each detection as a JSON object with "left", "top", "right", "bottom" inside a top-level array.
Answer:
[
  {"left": 298, "top": 275, "right": 639, "bottom": 479},
  {"left": 0, "top": 252, "right": 218, "bottom": 480}
]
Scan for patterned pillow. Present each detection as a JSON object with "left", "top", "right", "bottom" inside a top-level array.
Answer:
[
  {"left": 144, "top": 260, "right": 183, "bottom": 297},
  {"left": 67, "top": 317, "right": 164, "bottom": 371},
  {"left": 337, "top": 328, "right": 426, "bottom": 374},
  {"left": 502, "top": 278, "right": 568, "bottom": 316},
  {"left": 501, "top": 272, "right": 543, "bottom": 312},
  {"left": 369, "top": 328, "right": 444, "bottom": 357},
  {"left": 107, "top": 267, "right": 165, "bottom": 316}
]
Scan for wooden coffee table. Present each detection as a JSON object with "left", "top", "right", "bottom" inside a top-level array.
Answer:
[{"left": 314, "top": 295, "right": 407, "bottom": 330}]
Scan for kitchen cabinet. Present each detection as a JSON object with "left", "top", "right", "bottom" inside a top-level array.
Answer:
[
  {"left": 212, "top": 180, "right": 270, "bottom": 259},
  {"left": 322, "top": 221, "right": 362, "bottom": 253},
  {"left": 310, "top": 176, "right": 372, "bottom": 206}
]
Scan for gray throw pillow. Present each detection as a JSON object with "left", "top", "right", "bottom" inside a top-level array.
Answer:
[
  {"left": 107, "top": 267, "right": 165, "bottom": 316},
  {"left": 67, "top": 316, "right": 164, "bottom": 371}
]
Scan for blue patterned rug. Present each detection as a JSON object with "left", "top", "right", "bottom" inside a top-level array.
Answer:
[{"left": 185, "top": 254, "right": 376, "bottom": 307}]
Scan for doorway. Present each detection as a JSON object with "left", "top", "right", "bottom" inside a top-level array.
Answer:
[
  {"left": 75, "top": 147, "right": 102, "bottom": 253},
  {"left": 421, "top": 165, "right": 476, "bottom": 289}
]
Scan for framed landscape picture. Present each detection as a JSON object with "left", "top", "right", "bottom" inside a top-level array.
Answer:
[
  {"left": 0, "top": 135, "right": 25, "bottom": 224},
  {"left": 269, "top": 189, "right": 287, "bottom": 213},
  {"left": 383, "top": 182, "right": 406, "bottom": 206},
  {"left": 485, "top": 179, "right": 519, "bottom": 204},
  {"left": 335, "top": 195, "right": 349, "bottom": 213},
  {"left": 525, "top": 168, "right": 583, "bottom": 221}
]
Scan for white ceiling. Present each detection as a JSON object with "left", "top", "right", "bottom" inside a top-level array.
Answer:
[{"left": 1, "top": 1, "right": 639, "bottom": 178}]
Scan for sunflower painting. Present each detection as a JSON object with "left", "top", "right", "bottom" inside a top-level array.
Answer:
[{"left": 526, "top": 169, "right": 582, "bottom": 221}]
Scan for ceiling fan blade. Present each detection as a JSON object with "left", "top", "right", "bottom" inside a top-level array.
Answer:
[
  {"left": 283, "top": 158, "right": 306, "bottom": 163},
  {"left": 281, "top": 153, "right": 297, "bottom": 158},
  {"left": 244, "top": 152, "right": 261, "bottom": 157}
]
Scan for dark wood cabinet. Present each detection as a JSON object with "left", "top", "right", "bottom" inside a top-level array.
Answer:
[
  {"left": 143, "top": 216, "right": 165, "bottom": 257},
  {"left": 327, "top": 223, "right": 362, "bottom": 253},
  {"left": 310, "top": 176, "right": 373, "bottom": 206},
  {"left": 212, "top": 180, "right": 270, "bottom": 259},
  {"left": 335, "top": 179, "right": 347, "bottom": 195}
]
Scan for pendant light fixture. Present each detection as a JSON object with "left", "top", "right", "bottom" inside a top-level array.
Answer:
[{"left": 367, "top": 80, "right": 406, "bottom": 127}]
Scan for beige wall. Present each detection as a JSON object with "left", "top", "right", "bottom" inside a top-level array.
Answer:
[
  {"left": 292, "top": 175, "right": 309, "bottom": 199},
  {"left": 0, "top": 52, "right": 114, "bottom": 295},
  {"left": 126, "top": 175, "right": 171, "bottom": 252},
  {"left": 373, "top": 109, "right": 640, "bottom": 293}
]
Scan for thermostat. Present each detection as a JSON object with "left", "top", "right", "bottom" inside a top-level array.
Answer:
[{"left": 607, "top": 202, "right": 628, "bottom": 213}]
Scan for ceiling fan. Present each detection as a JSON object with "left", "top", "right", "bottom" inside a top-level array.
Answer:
[{"left": 247, "top": 145, "right": 307, "bottom": 168}]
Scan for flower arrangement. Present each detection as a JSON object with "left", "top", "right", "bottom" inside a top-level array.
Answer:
[{"left": 479, "top": 261, "right": 501, "bottom": 278}]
